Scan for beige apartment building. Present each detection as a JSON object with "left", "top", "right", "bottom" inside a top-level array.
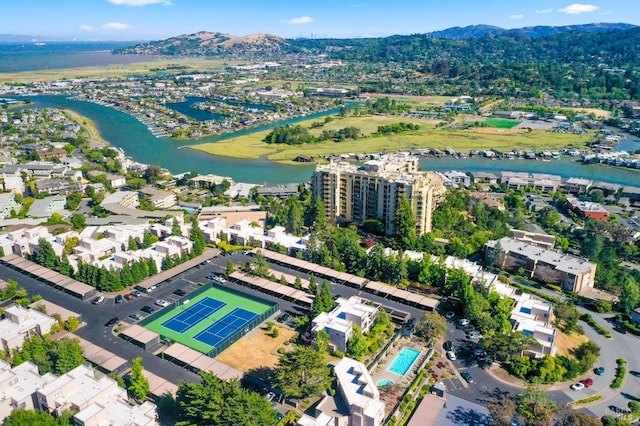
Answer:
[{"left": 311, "top": 154, "right": 445, "bottom": 235}]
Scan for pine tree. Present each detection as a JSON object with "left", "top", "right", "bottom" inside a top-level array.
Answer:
[
  {"left": 128, "top": 236, "right": 138, "bottom": 251},
  {"left": 395, "top": 195, "right": 417, "bottom": 249},
  {"left": 308, "top": 274, "right": 317, "bottom": 294},
  {"left": 171, "top": 218, "right": 182, "bottom": 236},
  {"left": 225, "top": 259, "right": 234, "bottom": 275},
  {"left": 129, "top": 357, "right": 150, "bottom": 401},
  {"left": 189, "top": 216, "right": 206, "bottom": 256},
  {"left": 146, "top": 257, "right": 157, "bottom": 275}
]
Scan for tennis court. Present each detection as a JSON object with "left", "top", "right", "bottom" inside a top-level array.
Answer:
[
  {"left": 161, "top": 297, "right": 226, "bottom": 333},
  {"left": 143, "top": 285, "right": 277, "bottom": 355},
  {"left": 194, "top": 308, "right": 257, "bottom": 347}
]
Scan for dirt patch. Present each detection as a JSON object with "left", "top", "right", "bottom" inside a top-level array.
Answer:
[
  {"left": 554, "top": 329, "right": 589, "bottom": 357},
  {"left": 216, "top": 325, "right": 296, "bottom": 377}
]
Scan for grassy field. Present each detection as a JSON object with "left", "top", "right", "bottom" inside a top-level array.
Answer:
[
  {"left": 0, "top": 58, "right": 239, "bottom": 83},
  {"left": 145, "top": 286, "right": 273, "bottom": 354},
  {"left": 62, "top": 109, "right": 109, "bottom": 148},
  {"left": 189, "top": 114, "right": 591, "bottom": 164},
  {"left": 483, "top": 118, "right": 521, "bottom": 129}
]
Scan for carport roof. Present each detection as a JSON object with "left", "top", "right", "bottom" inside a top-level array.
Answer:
[{"left": 120, "top": 324, "right": 159, "bottom": 344}]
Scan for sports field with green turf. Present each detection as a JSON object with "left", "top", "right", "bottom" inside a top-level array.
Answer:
[{"left": 144, "top": 286, "right": 274, "bottom": 354}]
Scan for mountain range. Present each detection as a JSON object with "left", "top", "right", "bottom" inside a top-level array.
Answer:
[{"left": 113, "top": 22, "right": 637, "bottom": 57}]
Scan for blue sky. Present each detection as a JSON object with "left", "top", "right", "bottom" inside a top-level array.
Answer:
[{"left": 2, "top": 0, "right": 639, "bottom": 41}]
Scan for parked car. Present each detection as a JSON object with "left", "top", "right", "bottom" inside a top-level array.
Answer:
[
  {"left": 445, "top": 311, "right": 455, "bottom": 320},
  {"left": 131, "top": 290, "right": 142, "bottom": 298},
  {"left": 468, "top": 331, "right": 483, "bottom": 340},
  {"left": 104, "top": 317, "right": 119, "bottom": 327},
  {"left": 173, "top": 289, "right": 186, "bottom": 297},
  {"left": 92, "top": 296, "right": 105, "bottom": 305},
  {"left": 125, "top": 293, "right": 135, "bottom": 301},
  {"left": 580, "top": 378, "right": 593, "bottom": 388},
  {"left": 129, "top": 313, "right": 143, "bottom": 320},
  {"left": 443, "top": 341, "right": 454, "bottom": 351},
  {"left": 155, "top": 299, "right": 169, "bottom": 307},
  {"left": 213, "top": 276, "right": 227, "bottom": 284},
  {"left": 457, "top": 318, "right": 470, "bottom": 327},
  {"left": 277, "top": 313, "right": 291, "bottom": 323},
  {"left": 594, "top": 367, "right": 605, "bottom": 375},
  {"left": 460, "top": 371, "right": 474, "bottom": 384},
  {"left": 474, "top": 348, "right": 486, "bottom": 358},
  {"left": 141, "top": 305, "right": 155, "bottom": 314},
  {"left": 570, "top": 382, "right": 585, "bottom": 391},
  {"left": 115, "top": 295, "right": 123, "bottom": 304},
  {"left": 446, "top": 351, "right": 457, "bottom": 361}
]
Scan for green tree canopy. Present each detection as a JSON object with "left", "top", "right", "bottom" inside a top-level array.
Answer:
[
  {"left": 128, "top": 357, "right": 150, "bottom": 401},
  {"left": 271, "top": 346, "right": 331, "bottom": 399},
  {"left": 176, "top": 372, "right": 278, "bottom": 426}
]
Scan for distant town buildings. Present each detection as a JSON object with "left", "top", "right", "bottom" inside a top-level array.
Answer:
[
  {"left": 486, "top": 237, "right": 597, "bottom": 293},
  {"left": 311, "top": 154, "right": 446, "bottom": 235}
]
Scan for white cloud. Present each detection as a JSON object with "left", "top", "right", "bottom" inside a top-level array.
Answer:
[
  {"left": 510, "top": 14, "right": 524, "bottom": 20},
  {"left": 106, "top": 0, "right": 172, "bottom": 5},
  {"left": 285, "top": 16, "right": 314, "bottom": 25},
  {"left": 535, "top": 8, "right": 553, "bottom": 14},
  {"left": 102, "top": 22, "right": 131, "bottom": 30},
  {"left": 559, "top": 3, "right": 599, "bottom": 14},
  {"left": 79, "top": 24, "right": 94, "bottom": 31}
]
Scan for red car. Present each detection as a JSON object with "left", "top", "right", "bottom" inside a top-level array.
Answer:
[
  {"left": 580, "top": 378, "right": 593, "bottom": 388},
  {"left": 124, "top": 293, "right": 135, "bottom": 301}
]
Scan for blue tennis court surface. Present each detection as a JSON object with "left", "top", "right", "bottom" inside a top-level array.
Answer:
[
  {"left": 162, "top": 297, "right": 226, "bottom": 333},
  {"left": 194, "top": 308, "right": 258, "bottom": 347}
]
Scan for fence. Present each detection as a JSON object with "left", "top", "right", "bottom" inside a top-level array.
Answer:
[
  {"left": 139, "top": 282, "right": 279, "bottom": 357},
  {"left": 206, "top": 302, "right": 279, "bottom": 357}
]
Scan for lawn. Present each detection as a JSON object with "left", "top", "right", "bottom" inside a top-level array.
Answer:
[
  {"left": 189, "top": 113, "right": 591, "bottom": 164},
  {"left": 144, "top": 286, "right": 274, "bottom": 354},
  {"left": 483, "top": 118, "right": 522, "bottom": 129}
]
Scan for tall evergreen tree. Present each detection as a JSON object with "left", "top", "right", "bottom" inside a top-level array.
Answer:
[
  {"left": 285, "top": 197, "right": 304, "bottom": 236},
  {"left": 171, "top": 218, "right": 182, "bottom": 236},
  {"left": 271, "top": 346, "right": 331, "bottom": 399},
  {"left": 147, "top": 257, "right": 158, "bottom": 275},
  {"left": 395, "top": 195, "right": 417, "bottom": 249},
  {"left": 189, "top": 216, "right": 206, "bottom": 256},
  {"left": 129, "top": 357, "right": 150, "bottom": 401}
]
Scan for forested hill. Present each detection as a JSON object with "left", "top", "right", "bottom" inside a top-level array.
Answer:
[
  {"left": 428, "top": 22, "right": 636, "bottom": 39},
  {"left": 297, "top": 27, "right": 640, "bottom": 67}
]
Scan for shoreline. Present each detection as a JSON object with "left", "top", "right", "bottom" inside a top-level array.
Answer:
[{"left": 62, "top": 108, "right": 110, "bottom": 148}]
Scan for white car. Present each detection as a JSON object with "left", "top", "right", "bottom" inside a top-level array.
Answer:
[
  {"left": 155, "top": 299, "right": 169, "bottom": 307},
  {"left": 468, "top": 331, "right": 483, "bottom": 340},
  {"left": 446, "top": 351, "right": 457, "bottom": 361},
  {"left": 570, "top": 382, "right": 585, "bottom": 391}
]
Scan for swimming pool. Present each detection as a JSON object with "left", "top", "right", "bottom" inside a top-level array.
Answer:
[
  {"left": 377, "top": 379, "right": 394, "bottom": 387},
  {"left": 387, "top": 347, "right": 421, "bottom": 376}
]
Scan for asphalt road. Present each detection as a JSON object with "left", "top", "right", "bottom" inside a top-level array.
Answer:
[
  {"left": 0, "top": 263, "right": 202, "bottom": 385},
  {"left": 573, "top": 308, "right": 640, "bottom": 418},
  {"left": 0, "top": 251, "right": 427, "bottom": 388}
]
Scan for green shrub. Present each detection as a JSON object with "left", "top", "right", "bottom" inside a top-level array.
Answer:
[
  {"left": 277, "top": 347, "right": 286, "bottom": 354},
  {"left": 611, "top": 359, "right": 626, "bottom": 389}
]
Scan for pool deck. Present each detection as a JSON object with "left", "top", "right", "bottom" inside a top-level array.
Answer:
[{"left": 371, "top": 337, "right": 425, "bottom": 388}]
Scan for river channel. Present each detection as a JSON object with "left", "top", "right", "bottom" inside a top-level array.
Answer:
[{"left": 19, "top": 95, "right": 640, "bottom": 186}]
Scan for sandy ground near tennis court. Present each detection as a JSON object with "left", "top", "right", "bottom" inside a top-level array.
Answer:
[{"left": 216, "top": 324, "right": 296, "bottom": 376}]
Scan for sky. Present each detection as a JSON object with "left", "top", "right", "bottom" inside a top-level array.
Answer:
[{"left": 2, "top": 0, "right": 639, "bottom": 41}]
